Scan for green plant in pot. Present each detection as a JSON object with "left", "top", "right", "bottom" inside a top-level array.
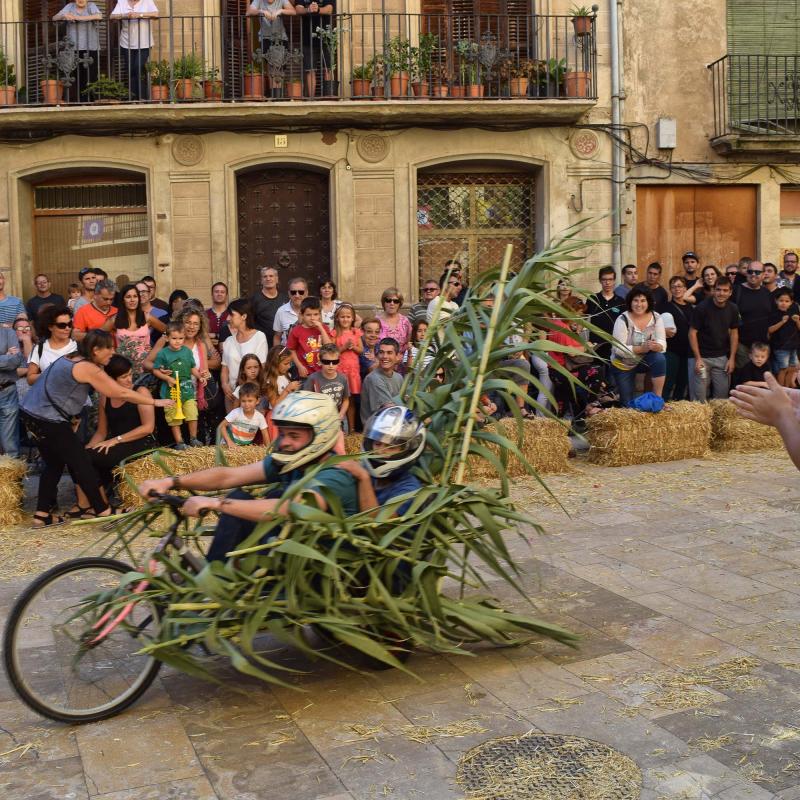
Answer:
[
  {"left": 0, "top": 47, "right": 17, "bottom": 105},
  {"left": 243, "top": 58, "right": 265, "bottom": 99},
  {"left": 410, "top": 32, "right": 438, "bottom": 97},
  {"left": 538, "top": 57, "right": 565, "bottom": 97},
  {"left": 570, "top": 5, "right": 594, "bottom": 36},
  {"left": 455, "top": 38, "right": 481, "bottom": 96},
  {"left": 172, "top": 51, "right": 204, "bottom": 100},
  {"left": 369, "top": 53, "right": 385, "bottom": 98},
  {"left": 384, "top": 34, "right": 411, "bottom": 97},
  {"left": 203, "top": 65, "right": 223, "bottom": 101},
  {"left": 351, "top": 62, "right": 372, "bottom": 97},
  {"left": 147, "top": 59, "right": 170, "bottom": 101},
  {"left": 313, "top": 23, "right": 345, "bottom": 97},
  {"left": 85, "top": 73, "right": 127, "bottom": 102}
]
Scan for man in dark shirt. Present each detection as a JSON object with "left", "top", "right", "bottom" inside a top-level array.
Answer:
[
  {"left": 141, "top": 276, "right": 169, "bottom": 313},
  {"left": 250, "top": 266, "right": 287, "bottom": 341},
  {"left": 688, "top": 277, "right": 740, "bottom": 401},
  {"left": 614, "top": 264, "right": 638, "bottom": 299},
  {"left": 586, "top": 266, "right": 624, "bottom": 362},
  {"left": 634, "top": 262, "right": 668, "bottom": 308},
  {"left": 295, "top": 0, "right": 335, "bottom": 97},
  {"left": 733, "top": 260, "right": 773, "bottom": 368},
  {"left": 681, "top": 251, "right": 702, "bottom": 301},
  {"left": 659, "top": 275, "right": 693, "bottom": 400},
  {"left": 25, "top": 273, "right": 65, "bottom": 321},
  {"left": 778, "top": 250, "right": 800, "bottom": 302}
]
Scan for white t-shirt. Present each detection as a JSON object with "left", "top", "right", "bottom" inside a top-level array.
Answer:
[
  {"left": 111, "top": 0, "right": 158, "bottom": 49},
  {"left": 29, "top": 339, "right": 78, "bottom": 374},
  {"left": 222, "top": 330, "right": 268, "bottom": 382},
  {"left": 272, "top": 302, "right": 299, "bottom": 345},
  {"left": 225, "top": 407, "right": 268, "bottom": 445}
]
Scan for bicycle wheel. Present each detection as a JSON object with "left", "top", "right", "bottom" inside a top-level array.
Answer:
[{"left": 3, "top": 557, "right": 162, "bottom": 723}]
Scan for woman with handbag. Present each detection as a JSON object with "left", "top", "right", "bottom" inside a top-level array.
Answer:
[{"left": 21, "top": 329, "right": 173, "bottom": 527}]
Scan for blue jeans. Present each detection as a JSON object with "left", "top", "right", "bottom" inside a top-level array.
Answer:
[
  {"left": 611, "top": 351, "right": 666, "bottom": 407},
  {"left": 0, "top": 383, "right": 19, "bottom": 458},
  {"left": 206, "top": 487, "right": 283, "bottom": 562},
  {"left": 122, "top": 47, "right": 150, "bottom": 100}
]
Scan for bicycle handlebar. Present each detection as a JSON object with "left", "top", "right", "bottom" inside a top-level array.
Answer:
[{"left": 147, "top": 491, "right": 187, "bottom": 512}]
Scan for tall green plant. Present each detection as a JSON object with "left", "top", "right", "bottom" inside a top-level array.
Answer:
[
  {"left": 411, "top": 33, "right": 438, "bottom": 82},
  {"left": 0, "top": 48, "right": 16, "bottom": 87},
  {"left": 385, "top": 34, "right": 412, "bottom": 76}
]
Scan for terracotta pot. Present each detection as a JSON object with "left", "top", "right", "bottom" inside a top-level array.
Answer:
[
  {"left": 572, "top": 16, "right": 593, "bottom": 35},
  {"left": 203, "top": 79, "right": 223, "bottom": 101},
  {"left": 411, "top": 81, "right": 429, "bottom": 98},
  {"left": 286, "top": 80, "right": 303, "bottom": 99},
  {"left": 466, "top": 83, "right": 484, "bottom": 98},
  {"left": 389, "top": 72, "right": 409, "bottom": 97},
  {"left": 175, "top": 78, "right": 195, "bottom": 100},
  {"left": 509, "top": 77, "right": 529, "bottom": 97},
  {"left": 40, "top": 79, "right": 63, "bottom": 104},
  {"left": 371, "top": 84, "right": 385, "bottom": 99},
  {"left": 151, "top": 84, "right": 169, "bottom": 102},
  {"left": 0, "top": 86, "right": 16, "bottom": 105},
  {"left": 450, "top": 85, "right": 465, "bottom": 98},
  {"left": 243, "top": 73, "right": 264, "bottom": 98},
  {"left": 431, "top": 84, "right": 449, "bottom": 98},
  {"left": 352, "top": 78, "right": 370, "bottom": 97},
  {"left": 564, "top": 70, "right": 590, "bottom": 98}
]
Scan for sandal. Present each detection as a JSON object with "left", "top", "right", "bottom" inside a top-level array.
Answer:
[
  {"left": 64, "top": 506, "right": 91, "bottom": 519},
  {"left": 79, "top": 507, "right": 113, "bottom": 521},
  {"left": 32, "top": 512, "right": 64, "bottom": 528}
]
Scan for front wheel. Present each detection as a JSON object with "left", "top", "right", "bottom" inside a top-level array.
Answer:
[{"left": 3, "top": 557, "right": 162, "bottom": 723}]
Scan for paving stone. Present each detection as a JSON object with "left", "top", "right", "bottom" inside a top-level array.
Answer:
[
  {"left": 92, "top": 775, "right": 218, "bottom": 800},
  {"left": 0, "top": 755, "right": 88, "bottom": 800},
  {"left": 0, "top": 698, "right": 79, "bottom": 765},
  {"left": 629, "top": 591, "right": 743, "bottom": 634},
  {"left": 659, "top": 564, "right": 780, "bottom": 602},
  {"left": 663, "top": 587, "right": 770, "bottom": 627},
  {"left": 681, "top": 541, "right": 794, "bottom": 576}
]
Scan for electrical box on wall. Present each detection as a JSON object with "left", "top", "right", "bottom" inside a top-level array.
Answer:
[{"left": 656, "top": 118, "right": 677, "bottom": 149}]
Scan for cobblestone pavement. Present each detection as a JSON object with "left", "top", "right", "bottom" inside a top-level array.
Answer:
[{"left": 1, "top": 450, "right": 799, "bottom": 800}]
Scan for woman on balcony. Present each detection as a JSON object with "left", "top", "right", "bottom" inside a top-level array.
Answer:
[
  {"left": 247, "top": 0, "right": 296, "bottom": 65},
  {"left": 110, "top": 0, "right": 159, "bottom": 101},
  {"left": 53, "top": 0, "right": 102, "bottom": 103}
]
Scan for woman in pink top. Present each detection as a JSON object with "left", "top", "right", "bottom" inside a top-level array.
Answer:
[
  {"left": 377, "top": 286, "right": 412, "bottom": 355},
  {"left": 114, "top": 283, "right": 165, "bottom": 378}
]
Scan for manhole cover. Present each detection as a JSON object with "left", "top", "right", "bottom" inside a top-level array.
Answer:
[{"left": 456, "top": 733, "right": 642, "bottom": 799}]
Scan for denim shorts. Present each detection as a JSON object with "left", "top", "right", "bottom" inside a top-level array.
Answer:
[{"left": 774, "top": 349, "right": 798, "bottom": 370}]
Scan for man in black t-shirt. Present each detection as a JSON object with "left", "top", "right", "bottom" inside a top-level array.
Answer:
[
  {"left": 688, "top": 277, "right": 740, "bottom": 401},
  {"left": 732, "top": 260, "right": 773, "bottom": 368},
  {"left": 250, "top": 266, "right": 287, "bottom": 342},
  {"left": 778, "top": 250, "right": 800, "bottom": 302},
  {"left": 634, "top": 262, "right": 668, "bottom": 308},
  {"left": 681, "top": 251, "right": 702, "bottom": 301},
  {"left": 295, "top": 0, "right": 335, "bottom": 97},
  {"left": 25, "top": 274, "right": 65, "bottom": 321},
  {"left": 586, "top": 266, "right": 624, "bottom": 362},
  {"left": 659, "top": 275, "right": 693, "bottom": 400}
]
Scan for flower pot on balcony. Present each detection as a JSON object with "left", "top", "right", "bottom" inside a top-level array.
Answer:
[
  {"left": 450, "top": 85, "right": 465, "bottom": 98},
  {"left": 268, "top": 85, "right": 284, "bottom": 100},
  {"left": 0, "top": 86, "right": 16, "bottom": 105},
  {"left": 151, "top": 84, "right": 169, "bottom": 102},
  {"left": 352, "top": 78, "right": 370, "bottom": 97},
  {"left": 322, "top": 79, "right": 339, "bottom": 98},
  {"left": 466, "top": 83, "right": 484, "bottom": 98},
  {"left": 564, "top": 70, "right": 590, "bottom": 98},
  {"left": 40, "top": 79, "right": 63, "bottom": 104},
  {"left": 389, "top": 72, "right": 409, "bottom": 97},
  {"left": 286, "top": 79, "right": 303, "bottom": 99},
  {"left": 571, "top": 15, "right": 593, "bottom": 36},
  {"left": 243, "top": 73, "right": 265, "bottom": 99},
  {"left": 371, "top": 84, "right": 385, "bottom": 100},
  {"left": 411, "top": 80, "right": 429, "bottom": 98},
  {"left": 175, "top": 78, "right": 195, "bottom": 100},
  {"left": 431, "top": 83, "right": 449, "bottom": 98},
  {"left": 509, "top": 77, "right": 529, "bottom": 97},
  {"left": 203, "top": 79, "right": 223, "bottom": 101}
]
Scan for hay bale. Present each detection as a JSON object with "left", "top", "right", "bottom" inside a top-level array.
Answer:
[
  {"left": 464, "top": 417, "right": 571, "bottom": 480},
  {"left": 586, "top": 401, "right": 711, "bottom": 467},
  {"left": 0, "top": 456, "right": 27, "bottom": 527},
  {"left": 709, "top": 399, "right": 784, "bottom": 453},
  {"left": 116, "top": 446, "right": 268, "bottom": 509}
]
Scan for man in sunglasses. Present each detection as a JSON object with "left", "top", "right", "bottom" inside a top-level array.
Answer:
[
  {"left": 732, "top": 260, "right": 773, "bottom": 369},
  {"left": 409, "top": 280, "right": 440, "bottom": 325},
  {"left": 440, "top": 260, "right": 467, "bottom": 306},
  {"left": 273, "top": 277, "right": 308, "bottom": 347},
  {"left": 779, "top": 251, "right": 800, "bottom": 302}
]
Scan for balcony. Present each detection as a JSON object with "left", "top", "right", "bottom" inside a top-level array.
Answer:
[
  {"left": 709, "top": 54, "right": 800, "bottom": 156},
  {"left": 0, "top": 12, "right": 597, "bottom": 135}
]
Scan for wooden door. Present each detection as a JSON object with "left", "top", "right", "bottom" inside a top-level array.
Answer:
[
  {"left": 237, "top": 168, "right": 331, "bottom": 297},
  {"left": 636, "top": 185, "right": 757, "bottom": 280}
]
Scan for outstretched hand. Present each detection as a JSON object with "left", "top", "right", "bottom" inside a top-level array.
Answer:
[{"left": 730, "top": 372, "right": 800, "bottom": 428}]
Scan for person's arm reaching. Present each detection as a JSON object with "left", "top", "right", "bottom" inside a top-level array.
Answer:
[
  {"left": 335, "top": 460, "right": 379, "bottom": 514},
  {"left": 138, "top": 459, "right": 267, "bottom": 498}
]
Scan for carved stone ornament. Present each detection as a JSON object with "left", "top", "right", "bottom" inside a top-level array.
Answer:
[
  {"left": 357, "top": 134, "right": 389, "bottom": 163},
  {"left": 570, "top": 130, "right": 600, "bottom": 160},
  {"left": 172, "top": 135, "right": 205, "bottom": 166}
]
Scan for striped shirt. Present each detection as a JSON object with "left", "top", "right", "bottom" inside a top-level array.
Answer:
[{"left": 0, "top": 295, "right": 25, "bottom": 326}]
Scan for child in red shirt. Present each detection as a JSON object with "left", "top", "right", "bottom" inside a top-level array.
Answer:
[{"left": 286, "top": 296, "right": 333, "bottom": 376}]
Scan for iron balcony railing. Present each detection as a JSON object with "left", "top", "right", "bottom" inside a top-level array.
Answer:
[
  {"left": 709, "top": 54, "right": 800, "bottom": 137},
  {"left": 0, "top": 13, "right": 597, "bottom": 106}
]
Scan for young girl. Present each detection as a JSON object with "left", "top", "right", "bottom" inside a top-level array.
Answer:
[
  {"left": 406, "top": 319, "right": 428, "bottom": 369},
  {"left": 262, "top": 346, "right": 301, "bottom": 440},
  {"left": 232, "top": 353, "right": 264, "bottom": 408},
  {"left": 333, "top": 303, "right": 362, "bottom": 433}
]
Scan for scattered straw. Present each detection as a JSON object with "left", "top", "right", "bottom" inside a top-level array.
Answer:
[
  {"left": 586, "top": 401, "right": 711, "bottom": 467},
  {"left": 709, "top": 399, "right": 784, "bottom": 453},
  {"left": 0, "top": 456, "right": 27, "bottom": 528},
  {"left": 689, "top": 734, "right": 733, "bottom": 751},
  {"left": 532, "top": 696, "right": 584, "bottom": 713},
  {"left": 400, "top": 719, "right": 489, "bottom": 743}
]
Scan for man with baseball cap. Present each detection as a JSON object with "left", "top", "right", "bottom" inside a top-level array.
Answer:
[{"left": 681, "top": 252, "right": 702, "bottom": 305}]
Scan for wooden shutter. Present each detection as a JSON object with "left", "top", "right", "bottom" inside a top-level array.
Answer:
[
  {"left": 223, "top": 0, "right": 251, "bottom": 98},
  {"left": 23, "top": 0, "right": 62, "bottom": 102}
]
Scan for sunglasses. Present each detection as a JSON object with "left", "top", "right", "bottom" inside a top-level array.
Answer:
[
  {"left": 747, "top": 270, "right": 764, "bottom": 276},
  {"left": 423, "top": 286, "right": 438, "bottom": 292},
  {"left": 54, "top": 321, "right": 73, "bottom": 329},
  {"left": 383, "top": 298, "right": 401, "bottom": 304},
  {"left": 16, "top": 326, "right": 31, "bottom": 331},
  {"left": 726, "top": 271, "right": 738, "bottom": 276},
  {"left": 290, "top": 289, "right": 306, "bottom": 296},
  {"left": 320, "top": 358, "right": 340, "bottom": 365},
  {"left": 449, "top": 281, "right": 462, "bottom": 287}
]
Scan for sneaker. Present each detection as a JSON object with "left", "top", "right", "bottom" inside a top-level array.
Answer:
[
  {"left": 189, "top": 438, "right": 204, "bottom": 448},
  {"left": 173, "top": 442, "right": 189, "bottom": 451}
]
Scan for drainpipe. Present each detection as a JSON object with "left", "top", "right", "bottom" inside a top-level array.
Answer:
[{"left": 609, "top": 0, "right": 624, "bottom": 276}]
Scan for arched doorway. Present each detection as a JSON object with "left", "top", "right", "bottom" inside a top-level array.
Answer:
[{"left": 236, "top": 167, "right": 331, "bottom": 298}]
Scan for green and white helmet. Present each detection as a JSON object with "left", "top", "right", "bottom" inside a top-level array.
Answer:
[{"left": 270, "top": 390, "right": 340, "bottom": 472}]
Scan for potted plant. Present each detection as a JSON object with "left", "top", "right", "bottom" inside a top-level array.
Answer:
[
  {"left": 40, "top": 41, "right": 79, "bottom": 105},
  {"left": 243, "top": 60, "right": 265, "bottom": 99},
  {"left": 172, "top": 52, "right": 204, "bottom": 100},
  {"left": 385, "top": 34, "right": 411, "bottom": 97},
  {"left": 430, "top": 62, "right": 449, "bottom": 98},
  {"left": 40, "top": 63, "right": 64, "bottom": 105},
  {"left": 538, "top": 57, "right": 565, "bottom": 97},
  {"left": 351, "top": 62, "right": 372, "bottom": 98},
  {"left": 314, "top": 23, "right": 344, "bottom": 97},
  {"left": 410, "top": 32, "right": 438, "bottom": 98},
  {"left": 570, "top": 5, "right": 594, "bottom": 36},
  {"left": 565, "top": 67, "right": 591, "bottom": 97},
  {"left": 147, "top": 59, "right": 170, "bottom": 101},
  {"left": 203, "top": 66, "right": 223, "bottom": 101},
  {"left": 477, "top": 32, "right": 510, "bottom": 97},
  {"left": 285, "top": 49, "right": 304, "bottom": 99},
  {"left": 0, "top": 48, "right": 16, "bottom": 105},
  {"left": 509, "top": 59, "right": 534, "bottom": 97},
  {"left": 370, "top": 54, "right": 385, "bottom": 99},
  {"left": 85, "top": 73, "right": 127, "bottom": 103}
]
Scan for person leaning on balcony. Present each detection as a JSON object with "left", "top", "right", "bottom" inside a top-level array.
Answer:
[
  {"left": 53, "top": 1, "right": 102, "bottom": 103},
  {"left": 247, "top": 0, "right": 296, "bottom": 79},
  {"left": 294, "top": 0, "right": 334, "bottom": 98},
  {"left": 110, "top": 0, "right": 159, "bottom": 102}
]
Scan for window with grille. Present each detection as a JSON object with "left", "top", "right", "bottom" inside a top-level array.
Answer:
[
  {"left": 417, "top": 171, "right": 536, "bottom": 284},
  {"left": 32, "top": 179, "right": 150, "bottom": 299}
]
